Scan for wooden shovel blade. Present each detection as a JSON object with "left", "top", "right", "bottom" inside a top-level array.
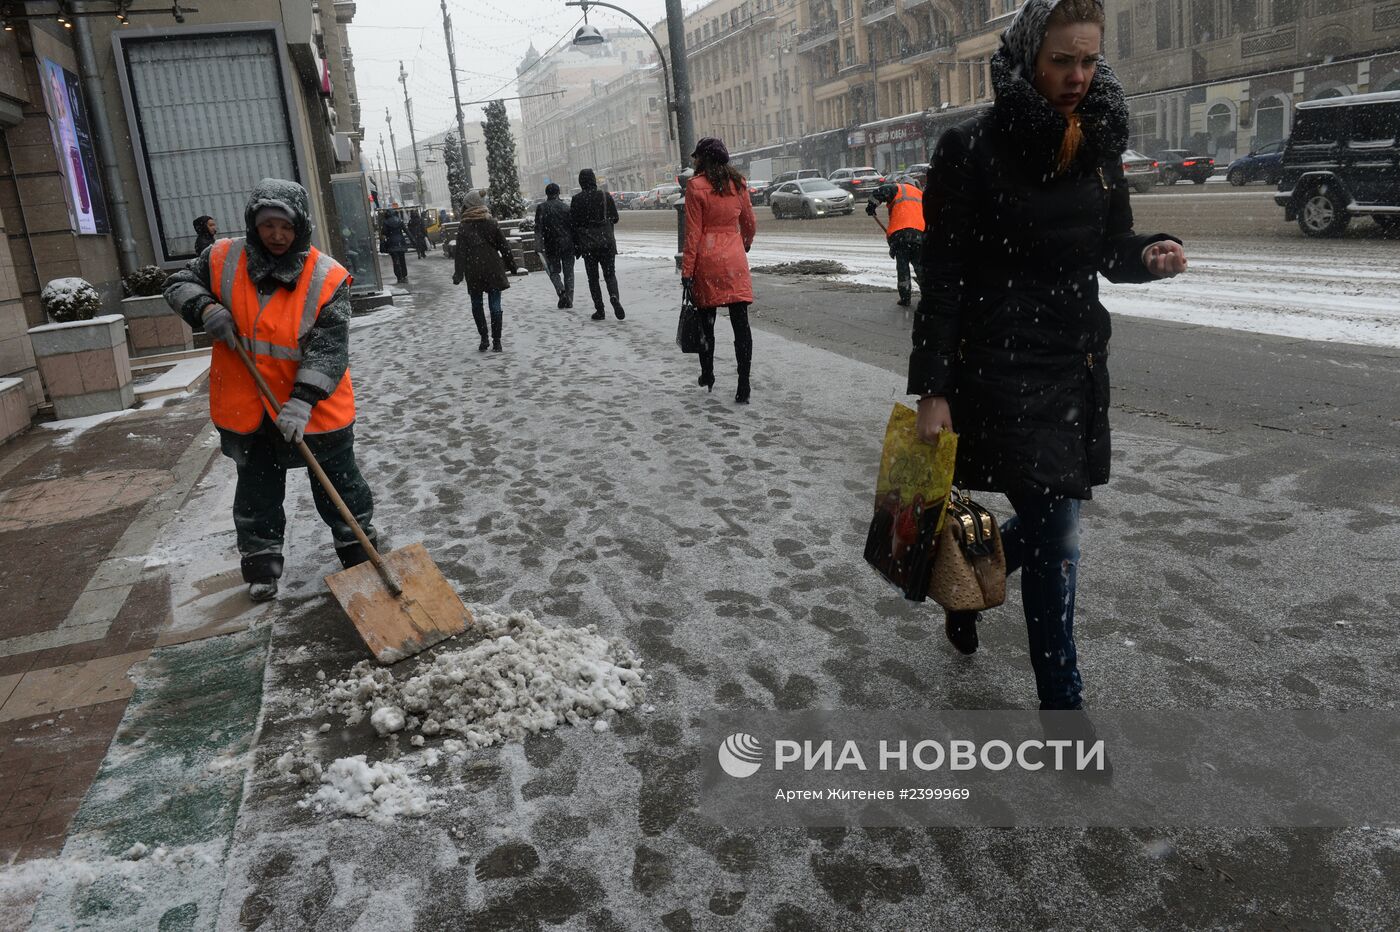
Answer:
[{"left": 324, "top": 542, "right": 473, "bottom": 664}]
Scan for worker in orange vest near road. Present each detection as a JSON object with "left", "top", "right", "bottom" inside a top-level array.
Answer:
[
  {"left": 866, "top": 174, "right": 928, "bottom": 306},
  {"left": 164, "top": 178, "right": 380, "bottom": 603}
]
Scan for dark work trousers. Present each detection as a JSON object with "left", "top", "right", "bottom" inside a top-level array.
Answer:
[
  {"left": 890, "top": 238, "right": 924, "bottom": 303},
  {"left": 544, "top": 250, "right": 575, "bottom": 302},
  {"left": 389, "top": 250, "right": 408, "bottom": 282},
  {"left": 1000, "top": 492, "right": 1083, "bottom": 710},
  {"left": 581, "top": 251, "right": 621, "bottom": 311},
  {"left": 698, "top": 303, "right": 753, "bottom": 383},
  {"left": 232, "top": 426, "right": 377, "bottom": 583}
]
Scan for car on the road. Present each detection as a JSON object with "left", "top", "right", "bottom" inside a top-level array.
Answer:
[
  {"left": 1121, "top": 149, "right": 1159, "bottom": 193},
  {"left": 1226, "top": 139, "right": 1287, "bottom": 186},
  {"left": 761, "top": 169, "right": 822, "bottom": 204},
  {"left": 745, "top": 179, "right": 768, "bottom": 204},
  {"left": 638, "top": 183, "right": 681, "bottom": 209},
  {"left": 1275, "top": 90, "right": 1400, "bottom": 237},
  {"left": 769, "top": 178, "right": 854, "bottom": 219},
  {"left": 828, "top": 166, "right": 885, "bottom": 199},
  {"left": 1154, "top": 149, "right": 1215, "bottom": 185}
]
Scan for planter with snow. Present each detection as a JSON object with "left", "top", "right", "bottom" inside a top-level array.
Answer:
[
  {"left": 28, "top": 315, "right": 134, "bottom": 420},
  {"left": 121, "top": 294, "right": 191, "bottom": 357}
]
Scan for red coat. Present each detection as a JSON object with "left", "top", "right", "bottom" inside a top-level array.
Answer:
[{"left": 681, "top": 174, "right": 756, "bottom": 307}]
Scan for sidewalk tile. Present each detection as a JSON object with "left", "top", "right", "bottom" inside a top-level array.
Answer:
[{"left": 0, "top": 650, "right": 148, "bottom": 722}]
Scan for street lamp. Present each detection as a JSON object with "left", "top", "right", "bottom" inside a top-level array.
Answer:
[{"left": 566, "top": 0, "right": 694, "bottom": 268}]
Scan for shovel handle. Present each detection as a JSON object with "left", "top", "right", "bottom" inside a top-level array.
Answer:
[{"left": 230, "top": 341, "right": 400, "bottom": 594}]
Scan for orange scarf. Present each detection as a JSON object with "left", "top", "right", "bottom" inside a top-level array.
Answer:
[{"left": 1056, "top": 113, "right": 1083, "bottom": 174}]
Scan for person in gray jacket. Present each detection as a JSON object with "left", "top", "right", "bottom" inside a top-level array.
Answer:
[{"left": 533, "top": 183, "right": 575, "bottom": 308}]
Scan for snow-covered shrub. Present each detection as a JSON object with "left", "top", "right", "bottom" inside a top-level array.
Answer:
[
  {"left": 122, "top": 265, "right": 169, "bottom": 298},
  {"left": 40, "top": 277, "right": 102, "bottom": 323}
]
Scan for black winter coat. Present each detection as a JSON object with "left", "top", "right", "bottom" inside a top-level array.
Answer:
[
  {"left": 381, "top": 213, "right": 410, "bottom": 254},
  {"left": 453, "top": 217, "right": 516, "bottom": 292},
  {"left": 569, "top": 188, "right": 618, "bottom": 256},
  {"left": 534, "top": 198, "right": 574, "bottom": 256},
  {"left": 909, "top": 56, "right": 1179, "bottom": 500}
]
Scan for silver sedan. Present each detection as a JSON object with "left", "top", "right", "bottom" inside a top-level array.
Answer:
[{"left": 769, "top": 179, "right": 855, "bottom": 219}]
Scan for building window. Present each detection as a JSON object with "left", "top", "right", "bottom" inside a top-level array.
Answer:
[
  {"left": 1155, "top": 0, "right": 1173, "bottom": 50},
  {"left": 1117, "top": 10, "right": 1133, "bottom": 57},
  {"left": 1272, "top": 0, "right": 1299, "bottom": 23}
]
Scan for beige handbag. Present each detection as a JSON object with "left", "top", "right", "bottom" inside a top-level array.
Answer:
[{"left": 929, "top": 490, "right": 1007, "bottom": 612}]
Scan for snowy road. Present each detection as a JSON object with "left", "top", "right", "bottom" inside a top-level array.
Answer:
[{"left": 616, "top": 230, "right": 1400, "bottom": 348}]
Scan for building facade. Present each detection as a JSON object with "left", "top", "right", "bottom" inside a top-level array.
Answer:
[
  {"left": 558, "top": 66, "right": 673, "bottom": 194},
  {"left": 0, "top": 0, "right": 365, "bottom": 424},
  {"left": 392, "top": 121, "right": 488, "bottom": 210},
  {"left": 516, "top": 30, "right": 659, "bottom": 194},
  {"left": 1108, "top": 0, "right": 1400, "bottom": 162}
]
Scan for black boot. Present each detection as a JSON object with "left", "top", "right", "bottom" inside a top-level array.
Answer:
[
  {"left": 897, "top": 290, "right": 912, "bottom": 307},
  {"left": 490, "top": 311, "right": 503, "bottom": 352},
  {"left": 698, "top": 354, "right": 714, "bottom": 392},
  {"left": 945, "top": 610, "right": 979, "bottom": 654},
  {"left": 472, "top": 305, "right": 489, "bottom": 351},
  {"left": 241, "top": 551, "right": 284, "bottom": 602},
  {"left": 591, "top": 308, "right": 606, "bottom": 321}
]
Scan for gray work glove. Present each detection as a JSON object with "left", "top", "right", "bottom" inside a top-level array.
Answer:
[
  {"left": 274, "top": 398, "right": 313, "bottom": 444},
  {"left": 201, "top": 303, "right": 239, "bottom": 349}
]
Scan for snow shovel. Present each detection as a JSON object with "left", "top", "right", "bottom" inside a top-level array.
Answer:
[{"left": 231, "top": 342, "right": 472, "bottom": 664}]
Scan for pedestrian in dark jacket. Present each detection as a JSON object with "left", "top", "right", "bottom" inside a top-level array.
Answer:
[
  {"left": 164, "top": 179, "right": 379, "bottom": 603},
  {"left": 681, "top": 137, "right": 757, "bottom": 404},
  {"left": 380, "top": 210, "right": 410, "bottom": 283},
  {"left": 193, "top": 215, "right": 216, "bottom": 256},
  {"left": 407, "top": 210, "right": 429, "bottom": 259},
  {"left": 453, "top": 191, "right": 521, "bottom": 352},
  {"left": 534, "top": 183, "right": 575, "bottom": 308},
  {"left": 909, "top": 0, "right": 1186, "bottom": 708},
  {"left": 569, "top": 168, "right": 624, "bottom": 320}
]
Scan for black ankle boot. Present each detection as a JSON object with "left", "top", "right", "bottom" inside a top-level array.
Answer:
[
  {"left": 945, "top": 610, "right": 979, "bottom": 654},
  {"left": 735, "top": 378, "right": 750, "bottom": 404},
  {"left": 699, "top": 371, "right": 714, "bottom": 392}
]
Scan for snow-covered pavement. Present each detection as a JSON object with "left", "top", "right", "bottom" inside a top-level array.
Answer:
[
  {"left": 617, "top": 230, "right": 1400, "bottom": 348},
  {"left": 12, "top": 253, "right": 1398, "bottom": 928}
]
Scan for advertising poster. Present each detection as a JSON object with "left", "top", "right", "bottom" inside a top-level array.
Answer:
[{"left": 40, "top": 58, "right": 109, "bottom": 235}]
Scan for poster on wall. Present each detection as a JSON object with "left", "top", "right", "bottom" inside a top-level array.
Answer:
[{"left": 39, "top": 58, "right": 109, "bottom": 235}]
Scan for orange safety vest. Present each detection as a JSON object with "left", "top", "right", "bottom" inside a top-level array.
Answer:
[
  {"left": 206, "top": 238, "right": 355, "bottom": 435},
  {"left": 886, "top": 183, "right": 926, "bottom": 236}
]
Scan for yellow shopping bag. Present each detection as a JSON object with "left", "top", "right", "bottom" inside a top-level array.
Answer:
[{"left": 863, "top": 403, "right": 958, "bottom": 601}]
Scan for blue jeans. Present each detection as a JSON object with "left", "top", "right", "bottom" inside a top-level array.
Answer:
[
  {"left": 1001, "top": 492, "right": 1083, "bottom": 710},
  {"left": 469, "top": 289, "right": 502, "bottom": 316}
]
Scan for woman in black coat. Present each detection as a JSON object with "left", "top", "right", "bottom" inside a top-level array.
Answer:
[
  {"left": 452, "top": 191, "right": 520, "bottom": 352},
  {"left": 909, "top": 0, "right": 1186, "bottom": 709},
  {"left": 380, "top": 210, "right": 411, "bottom": 283}
]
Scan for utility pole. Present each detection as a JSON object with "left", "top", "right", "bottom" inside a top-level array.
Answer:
[
  {"left": 385, "top": 108, "right": 403, "bottom": 202},
  {"left": 663, "top": 0, "right": 695, "bottom": 169},
  {"left": 400, "top": 61, "right": 426, "bottom": 209},
  {"left": 378, "top": 136, "right": 392, "bottom": 205},
  {"left": 441, "top": 0, "right": 473, "bottom": 188}
]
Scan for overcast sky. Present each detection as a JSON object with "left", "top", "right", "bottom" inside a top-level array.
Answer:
[{"left": 348, "top": 0, "right": 690, "bottom": 152}]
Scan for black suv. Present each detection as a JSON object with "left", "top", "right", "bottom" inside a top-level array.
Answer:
[{"left": 1275, "top": 91, "right": 1400, "bottom": 237}]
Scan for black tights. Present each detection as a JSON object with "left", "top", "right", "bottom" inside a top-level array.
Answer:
[{"left": 699, "top": 303, "right": 752, "bottom": 383}]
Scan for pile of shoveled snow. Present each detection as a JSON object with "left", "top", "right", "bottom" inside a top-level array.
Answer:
[
  {"left": 319, "top": 606, "right": 645, "bottom": 748},
  {"left": 304, "top": 755, "right": 434, "bottom": 822}
]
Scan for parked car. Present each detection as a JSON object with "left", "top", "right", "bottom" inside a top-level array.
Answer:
[
  {"left": 1121, "top": 149, "right": 1159, "bottom": 193},
  {"left": 1155, "top": 150, "right": 1215, "bottom": 185},
  {"left": 1226, "top": 139, "right": 1286, "bottom": 186},
  {"left": 638, "top": 183, "right": 681, "bottom": 209},
  {"left": 745, "top": 179, "right": 769, "bottom": 205},
  {"left": 761, "top": 169, "right": 823, "bottom": 204},
  {"left": 1275, "top": 91, "right": 1400, "bottom": 237},
  {"left": 769, "top": 178, "right": 854, "bottom": 219},
  {"left": 617, "top": 191, "right": 645, "bottom": 209},
  {"left": 828, "top": 166, "right": 885, "bottom": 199}
]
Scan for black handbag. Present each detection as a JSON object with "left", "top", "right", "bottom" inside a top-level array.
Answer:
[{"left": 676, "top": 284, "right": 711, "bottom": 355}]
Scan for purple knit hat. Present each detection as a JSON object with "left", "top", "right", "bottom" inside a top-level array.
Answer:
[{"left": 691, "top": 136, "right": 729, "bottom": 165}]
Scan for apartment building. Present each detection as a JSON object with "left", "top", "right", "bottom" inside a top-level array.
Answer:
[
  {"left": 794, "top": 0, "right": 1013, "bottom": 173},
  {"left": 558, "top": 66, "right": 674, "bottom": 193},
  {"left": 1108, "top": 0, "right": 1400, "bottom": 161},
  {"left": 681, "top": 0, "right": 814, "bottom": 168},
  {"left": 393, "top": 121, "right": 487, "bottom": 210},
  {"left": 516, "top": 31, "right": 658, "bottom": 194}
]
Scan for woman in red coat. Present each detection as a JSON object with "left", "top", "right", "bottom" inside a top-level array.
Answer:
[{"left": 681, "top": 137, "right": 758, "bottom": 403}]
